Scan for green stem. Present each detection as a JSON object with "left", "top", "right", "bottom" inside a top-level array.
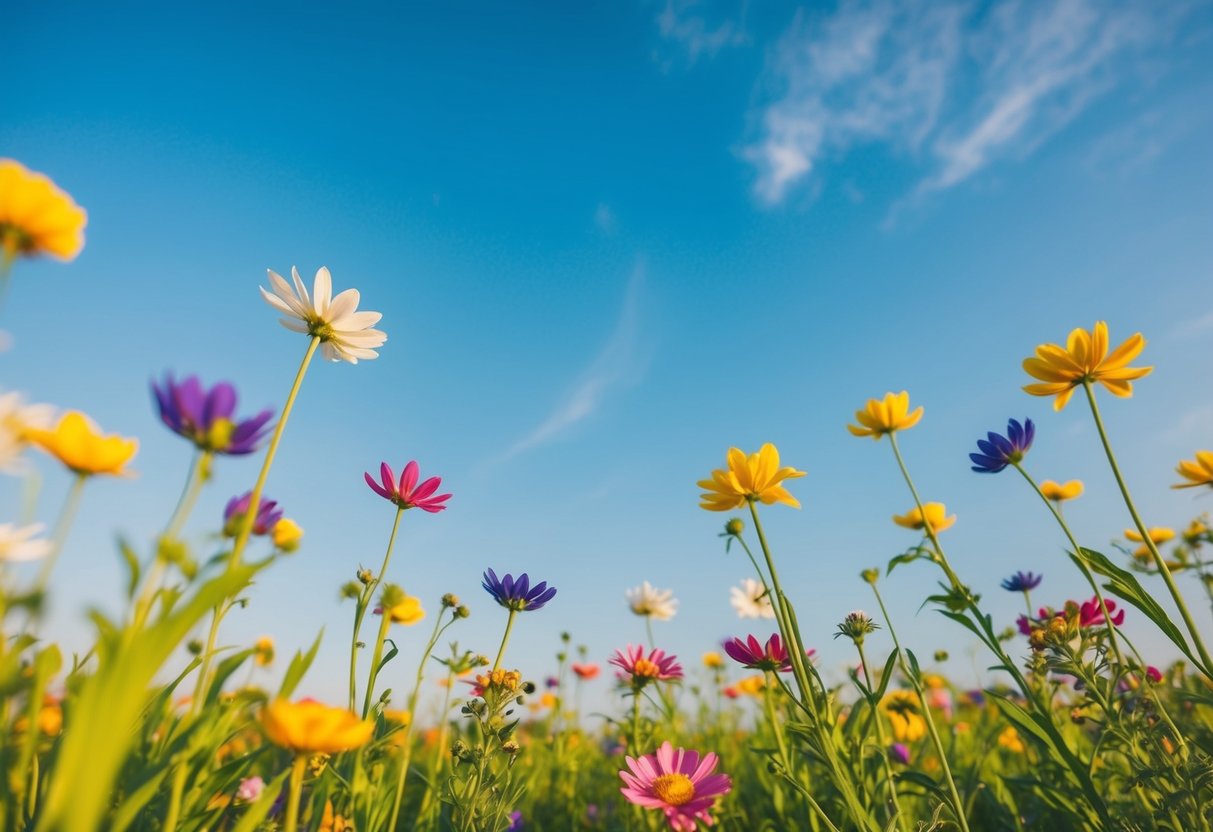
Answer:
[
  {"left": 492, "top": 609, "right": 518, "bottom": 672},
  {"left": 162, "top": 762, "right": 188, "bottom": 832},
  {"left": 351, "top": 507, "right": 405, "bottom": 710},
  {"left": 35, "top": 474, "right": 87, "bottom": 587},
  {"left": 1081, "top": 380, "right": 1213, "bottom": 678},
  {"left": 362, "top": 607, "right": 393, "bottom": 717},
  {"left": 856, "top": 641, "right": 909, "bottom": 832},
  {"left": 284, "top": 755, "right": 308, "bottom": 832}
]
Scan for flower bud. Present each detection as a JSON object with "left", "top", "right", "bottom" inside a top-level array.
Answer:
[
  {"left": 725, "top": 518, "right": 745, "bottom": 536},
  {"left": 861, "top": 568, "right": 880, "bottom": 585}
]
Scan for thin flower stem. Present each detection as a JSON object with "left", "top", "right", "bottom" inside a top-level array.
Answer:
[
  {"left": 161, "top": 761, "right": 188, "bottom": 832},
  {"left": 1081, "top": 380, "right": 1213, "bottom": 678},
  {"left": 35, "top": 473, "right": 87, "bottom": 588},
  {"left": 869, "top": 582, "right": 969, "bottom": 832},
  {"left": 362, "top": 608, "right": 393, "bottom": 718},
  {"left": 856, "top": 640, "right": 909, "bottom": 832},
  {"left": 763, "top": 670, "right": 840, "bottom": 832},
  {"left": 645, "top": 616, "right": 656, "bottom": 649},
  {"left": 492, "top": 609, "right": 518, "bottom": 672},
  {"left": 283, "top": 755, "right": 308, "bottom": 832},
  {"left": 351, "top": 507, "right": 405, "bottom": 710}
]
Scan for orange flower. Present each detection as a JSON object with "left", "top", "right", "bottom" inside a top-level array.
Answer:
[
  {"left": 0, "top": 159, "right": 87, "bottom": 262},
  {"left": 1173, "top": 451, "right": 1213, "bottom": 490},
  {"left": 1040, "top": 479, "right": 1083, "bottom": 502},
  {"left": 892, "top": 502, "right": 956, "bottom": 534},
  {"left": 260, "top": 699, "right": 373, "bottom": 755}
]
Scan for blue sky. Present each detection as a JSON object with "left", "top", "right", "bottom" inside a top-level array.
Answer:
[{"left": 4, "top": 0, "right": 1213, "bottom": 717}]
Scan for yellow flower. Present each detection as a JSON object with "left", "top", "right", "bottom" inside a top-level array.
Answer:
[
  {"left": 847, "top": 391, "right": 924, "bottom": 439},
  {"left": 254, "top": 637, "right": 275, "bottom": 667},
  {"left": 271, "top": 518, "right": 304, "bottom": 551},
  {"left": 697, "top": 443, "right": 806, "bottom": 511},
  {"left": 260, "top": 699, "right": 373, "bottom": 755},
  {"left": 1022, "top": 321, "right": 1152, "bottom": 411},
  {"left": 0, "top": 159, "right": 87, "bottom": 261},
  {"left": 702, "top": 651, "right": 723, "bottom": 669},
  {"left": 319, "top": 800, "right": 355, "bottom": 832},
  {"left": 26, "top": 411, "right": 137, "bottom": 476},
  {"left": 383, "top": 708, "right": 411, "bottom": 726},
  {"left": 1183, "top": 520, "right": 1207, "bottom": 545},
  {"left": 382, "top": 595, "right": 425, "bottom": 625},
  {"left": 1040, "top": 479, "right": 1083, "bottom": 502},
  {"left": 735, "top": 674, "right": 765, "bottom": 696},
  {"left": 892, "top": 502, "right": 955, "bottom": 534},
  {"left": 997, "top": 726, "right": 1026, "bottom": 754},
  {"left": 1125, "top": 526, "right": 1175, "bottom": 556},
  {"left": 1173, "top": 451, "right": 1213, "bottom": 490},
  {"left": 882, "top": 690, "right": 926, "bottom": 742}
]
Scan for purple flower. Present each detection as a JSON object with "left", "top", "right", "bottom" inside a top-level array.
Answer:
[
  {"left": 223, "top": 491, "right": 283, "bottom": 537},
  {"left": 507, "top": 811, "right": 524, "bottom": 831},
  {"left": 481, "top": 569, "right": 557, "bottom": 612},
  {"left": 152, "top": 373, "right": 273, "bottom": 455},
  {"left": 545, "top": 676, "right": 560, "bottom": 689},
  {"left": 970, "top": 418, "right": 1034, "bottom": 474},
  {"left": 888, "top": 743, "right": 911, "bottom": 765},
  {"left": 1001, "top": 571, "right": 1043, "bottom": 592}
]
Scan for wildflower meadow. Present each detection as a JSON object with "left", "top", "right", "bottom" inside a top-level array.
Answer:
[{"left": 2, "top": 153, "right": 1213, "bottom": 832}]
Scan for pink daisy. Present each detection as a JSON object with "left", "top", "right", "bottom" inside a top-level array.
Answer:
[
  {"left": 364, "top": 460, "right": 451, "bottom": 512},
  {"left": 609, "top": 645, "right": 683, "bottom": 688},
  {"left": 722, "top": 633, "right": 792, "bottom": 672},
  {"left": 620, "top": 741, "right": 732, "bottom": 831}
]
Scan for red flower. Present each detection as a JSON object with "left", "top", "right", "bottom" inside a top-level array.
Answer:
[{"left": 572, "top": 662, "right": 600, "bottom": 680}]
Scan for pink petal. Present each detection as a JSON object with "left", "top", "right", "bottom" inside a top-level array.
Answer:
[
  {"left": 655, "top": 742, "right": 675, "bottom": 775},
  {"left": 690, "top": 752, "right": 719, "bottom": 783},
  {"left": 399, "top": 460, "right": 420, "bottom": 496},
  {"left": 678, "top": 749, "right": 700, "bottom": 776},
  {"left": 365, "top": 471, "right": 392, "bottom": 500},
  {"left": 411, "top": 476, "right": 442, "bottom": 502},
  {"left": 379, "top": 462, "right": 396, "bottom": 496}
]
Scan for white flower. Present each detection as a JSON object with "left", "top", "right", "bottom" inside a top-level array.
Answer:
[
  {"left": 625, "top": 581, "right": 678, "bottom": 620},
  {"left": 0, "top": 523, "right": 52, "bottom": 562},
  {"left": 0, "top": 390, "right": 55, "bottom": 474},
  {"left": 730, "top": 578, "right": 776, "bottom": 619},
  {"left": 260, "top": 266, "right": 387, "bottom": 363}
]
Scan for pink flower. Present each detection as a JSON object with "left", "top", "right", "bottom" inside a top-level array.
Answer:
[
  {"left": 722, "top": 634, "right": 792, "bottom": 672},
  {"left": 364, "top": 461, "right": 451, "bottom": 512},
  {"left": 609, "top": 645, "right": 683, "bottom": 688},
  {"left": 620, "top": 741, "right": 732, "bottom": 831},
  {"left": 1078, "top": 596, "right": 1124, "bottom": 629}
]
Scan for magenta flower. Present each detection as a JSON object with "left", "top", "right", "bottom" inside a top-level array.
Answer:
[
  {"left": 365, "top": 460, "right": 451, "bottom": 512},
  {"left": 223, "top": 491, "right": 283, "bottom": 537},
  {"left": 620, "top": 741, "right": 732, "bottom": 831},
  {"left": 609, "top": 645, "right": 683, "bottom": 688},
  {"left": 1078, "top": 596, "right": 1125, "bottom": 629},
  {"left": 235, "top": 775, "right": 265, "bottom": 802},
  {"left": 889, "top": 743, "right": 911, "bottom": 765},
  {"left": 722, "top": 634, "right": 792, "bottom": 673}
]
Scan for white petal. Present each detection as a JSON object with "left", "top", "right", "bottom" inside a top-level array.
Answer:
[
  {"left": 313, "top": 267, "right": 332, "bottom": 316},
  {"left": 333, "top": 310, "right": 383, "bottom": 330},
  {"left": 279, "top": 317, "right": 311, "bottom": 333},
  {"left": 291, "top": 267, "right": 312, "bottom": 310},
  {"left": 265, "top": 271, "right": 310, "bottom": 317},
  {"left": 262, "top": 287, "right": 303, "bottom": 318},
  {"left": 320, "top": 340, "right": 341, "bottom": 362},
  {"left": 326, "top": 287, "right": 360, "bottom": 322},
  {"left": 333, "top": 328, "right": 387, "bottom": 347}
]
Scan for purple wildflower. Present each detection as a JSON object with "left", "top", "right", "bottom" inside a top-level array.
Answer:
[
  {"left": 1001, "top": 571, "right": 1043, "bottom": 592},
  {"left": 970, "top": 418, "right": 1034, "bottom": 474},
  {"left": 223, "top": 491, "right": 283, "bottom": 537},
  {"left": 481, "top": 569, "right": 557, "bottom": 612},
  {"left": 152, "top": 373, "right": 272, "bottom": 455}
]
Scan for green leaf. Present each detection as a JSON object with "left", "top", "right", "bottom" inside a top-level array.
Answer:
[
  {"left": 279, "top": 628, "right": 324, "bottom": 699},
  {"left": 117, "top": 537, "right": 142, "bottom": 601}
]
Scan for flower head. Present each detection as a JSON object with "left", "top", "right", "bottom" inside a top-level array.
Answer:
[
  {"left": 253, "top": 637, "right": 275, "bottom": 667},
  {"left": 260, "top": 266, "right": 386, "bottom": 363},
  {"left": 1023, "top": 322, "right": 1152, "bottom": 410},
  {"left": 1173, "top": 451, "right": 1213, "bottom": 490},
  {"left": 697, "top": 443, "right": 805, "bottom": 511},
  {"left": 729, "top": 578, "right": 775, "bottom": 620},
  {"left": 1000, "top": 571, "right": 1043, "bottom": 592},
  {"left": 26, "top": 411, "right": 137, "bottom": 476},
  {"left": 626, "top": 581, "right": 678, "bottom": 620},
  {"left": 481, "top": 569, "right": 557, "bottom": 612},
  {"left": 235, "top": 776, "right": 265, "bottom": 802},
  {"left": 702, "top": 652, "right": 723, "bottom": 669},
  {"left": 0, "top": 159, "right": 87, "bottom": 261},
  {"left": 609, "top": 645, "right": 683, "bottom": 687},
  {"left": 997, "top": 726, "right": 1026, "bottom": 754},
  {"left": 882, "top": 690, "right": 926, "bottom": 743},
  {"left": 0, "top": 523, "right": 52, "bottom": 562},
  {"left": 223, "top": 491, "right": 283, "bottom": 537},
  {"left": 1078, "top": 596, "right": 1125, "bottom": 629},
  {"left": 260, "top": 698, "right": 373, "bottom": 755},
  {"left": 364, "top": 460, "right": 451, "bottom": 512},
  {"left": 969, "top": 418, "right": 1034, "bottom": 474},
  {"left": 572, "top": 662, "right": 600, "bottom": 680},
  {"left": 892, "top": 502, "right": 955, "bottom": 534},
  {"left": 271, "top": 518, "right": 304, "bottom": 551},
  {"left": 1040, "top": 479, "right": 1083, "bottom": 502},
  {"left": 151, "top": 374, "right": 273, "bottom": 456},
  {"left": 619, "top": 741, "right": 732, "bottom": 832},
  {"left": 723, "top": 634, "right": 792, "bottom": 673},
  {"left": 835, "top": 610, "right": 879, "bottom": 644},
  {"left": 1125, "top": 527, "right": 1175, "bottom": 559},
  {"left": 375, "top": 587, "right": 426, "bottom": 625},
  {"left": 889, "top": 743, "right": 911, "bottom": 765},
  {"left": 0, "top": 390, "right": 55, "bottom": 473},
  {"left": 847, "top": 391, "right": 923, "bottom": 440}
]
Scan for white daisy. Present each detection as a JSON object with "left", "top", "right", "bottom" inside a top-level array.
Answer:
[
  {"left": 0, "top": 523, "right": 52, "bottom": 562},
  {"left": 625, "top": 581, "right": 678, "bottom": 620},
  {"left": 730, "top": 578, "right": 775, "bottom": 619},
  {"left": 0, "top": 390, "right": 55, "bottom": 474},
  {"left": 260, "top": 266, "right": 387, "bottom": 363}
]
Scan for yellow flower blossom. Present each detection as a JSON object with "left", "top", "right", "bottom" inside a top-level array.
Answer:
[
  {"left": 698, "top": 443, "right": 805, "bottom": 511},
  {"left": 271, "top": 518, "right": 304, "bottom": 551},
  {"left": 882, "top": 690, "right": 926, "bottom": 743},
  {"left": 1183, "top": 520, "right": 1207, "bottom": 545},
  {"left": 1173, "top": 451, "right": 1213, "bottom": 490},
  {"left": 892, "top": 502, "right": 955, "bottom": 534},
  {"left": 1125, "top": 527, "right": 1175, "bottom": 558},
  {"left": 26, "top": 411, "right": 137, "bottom": 476},
  {"left": 847, "top": 391, "right": 924, "bottom": 439},
  {"left": 735, "top": 674, "right": 765, "bottom": 696},
  {"left": 1022, "top": 321, "right": 1152, "bottom": 411},
  {"left": 702, "top": 651, "right": 723, "bottom": 669},
  {"left": 382, "top": 595, "right": 425, "bottom": 625},
  {"left": 0, "top": 159, "right": 87, "bottom": 261},
  {"left": 997, "top": 726, "right": 1026, "bottom": 754},
  {"left": 1040, "top": 479, "right": 1083, "bottom": 502},
  {"left": 260, "top": 699, "right": 373, "bottom": 755},
  {"left": 319, "top": 800, "right": 355, "bottom": 832},
  {"left": 254, "top": 637, "right": 275, "bottom": 667}
]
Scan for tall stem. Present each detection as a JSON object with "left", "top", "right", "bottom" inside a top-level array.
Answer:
[
  {"left": 1081, "top": 381, "right": 1213, "bottom": 677},
  {"left": 284, "top": 755, "right": 307, "bottom": 832},
  {"left": 492, "top": 609, "right": 518, "bottom": 672},
  {"left": 856, "top": 640, "right": 909, "bottom": 832},
  {"left": 351, "top": 507, "right": 405, "bottom": 710},
  {"left": 389, "top": 612, "right": 450, "bottom": 832},
  {"left": 35, "top": 474, "right": 87, "bottom": 587},
  {"left": 362, "top": 609, "right": 393, "bottom": 717}
]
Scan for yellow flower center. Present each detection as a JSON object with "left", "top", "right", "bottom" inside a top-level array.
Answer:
[
  {"left": 651, "top": 773, "right": 695, "bottom": 806},
  {"left": 633, "top": 658, "right": 661, "bottom": 678}
]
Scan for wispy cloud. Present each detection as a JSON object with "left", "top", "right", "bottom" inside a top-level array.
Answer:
[
  {"left": 655, "top": 0, "right": 749, "bottom": 67},
  {"left": 595, "top": 202, "right": 618, "bottom": 235},
  {"left": 1169, "top": 308, "right": 1213, "bottom": 341},
  {"left": 494, "top": 265, "right": 648, "bottom": 463},
  {"left": 744, "top": 0, "right": 1190, "bottom": 209}
]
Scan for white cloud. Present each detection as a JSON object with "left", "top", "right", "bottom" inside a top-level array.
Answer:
[
  {"left": 745, "top": 0, "right": 1185, "bottom": 208},
  {"left": 595, "top": 202, "right": 617, "bottom": 235},
  {"left": 656, "top": 0, "right": 749, "bottom": 65},
  {"left": 495, "top": 265, "right": 647, "bottom": 462}
]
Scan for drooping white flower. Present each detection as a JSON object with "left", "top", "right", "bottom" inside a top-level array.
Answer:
[
  {"left": 0, "top": 390, "right": 55, "bottom": 473},
  {"left": 0, "top": 523, "right": 52, "bottom": 562},
  {"left": 625, "top": 581, "right": 678, "bottom": 620},
  {"left": 260, "top": 266, "right": 387, "bottom": 364},
  {"left": 730, "top": 578, "right": 775, "bottom": 619}
]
